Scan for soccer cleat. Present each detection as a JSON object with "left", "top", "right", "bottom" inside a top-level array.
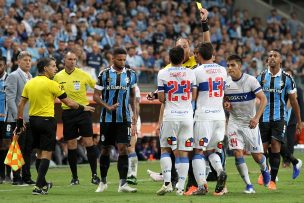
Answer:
[
  {"left": 4, "top": 176, "right": 12, "bottom": 183},
  {"left": 70, "top": 178, "right": 80, "bottom": 185},
  {"left": 32, "top": 186, "right": 47, "bottom": 195},
  {"left": 184, "top": 186, "right": 198, "bottom": 196},
  {"left": 95, "top": 182, "right": 108, "bottom": 192},
  {"left": 214, "top": 171, "right": 227, "bottom": 194},
  {"left": 261, "top": 169, "right": 271, "bottom": 186},
  {"left": 12, "top": 180, "right": 29, "bottom": 186},
  {"left": 268, "top": 181, "right": 276, "bottom": 190},
  {"left": 118, "top": 183, "right": 137, "bottom": 193},
  {"left": 91, "top": 174, "right": 100, "bottom": 185},
  {"left": 156, "top": 183, "right": 173, "bottom": 195},
  {"left": 149, "top": 172, "right": 163, "bottom": 182},
  {"left": 213, "top": 187, "right": 228, "bottom": 196},
  {"left": 24, "top": 179, "right": 36, "bottom": 185},
  {"left": 192, "top": 185, "right": 208, "bottom": 195},
  {"left": 147, "top": 169, "right": 159, "bottom": 175},
  {"left": 127, "top": 175, "right": 138, "bottom": 185},
  {"left": 42, "top": 182, "right": 53, "bottom": 194},
  {"left": 292, "top": 159, "right": 302, "bottom": 179},
  {"left": 244, "top": 184, "right": 256, "bottom": 194},
  {"left": 176, "top": 189, "right": 184, "bottom": 196},
  {"left": 257, "top": 174, "right": 263, "bottom": 185}
]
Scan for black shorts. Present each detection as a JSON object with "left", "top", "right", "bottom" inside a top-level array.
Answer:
[
  {"left": 0, "top": 121, "right": 10, "bottom": 149},
  {"left": 30, "top": 116, "right": 57, "bottom": 151},
  {"left": 260, "top": 120, "right": 287, "bottom": 143},
  {"left": 62, "top": 109, "right": 93, "bottom": 141},
  {"left": 100, "top": 122, "right": 131, "bottom": 146}
]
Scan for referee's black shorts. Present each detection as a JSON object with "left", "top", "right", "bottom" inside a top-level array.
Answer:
[
  {"left": 62, "top": 109, "right": 93, "bottom": 141},
  {"left": 260, "top": 120, "right": 287, "bottom": 144},
  {"left": 30, "top": 116, "right": 57, "bottom": 151},
  {"left": 100, "top": 122, "right": 131, "bottom": 146}
]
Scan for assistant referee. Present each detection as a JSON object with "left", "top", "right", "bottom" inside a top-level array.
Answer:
[{"left": 16, "top": 57, "right": 94, "bottom": 195}]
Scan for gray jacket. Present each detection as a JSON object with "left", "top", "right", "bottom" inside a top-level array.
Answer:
[{"left": 5, "top": 68, "right": 32, "bottom": 122}]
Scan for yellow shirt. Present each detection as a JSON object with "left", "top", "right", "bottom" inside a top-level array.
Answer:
[
  {"left": 164, "top": 56, "right": 197, "bottom": 69},
  {"left": 54, "top": 68, "right": 96, "bottom": 110},
  {"left": 22, "top": 76, "right": 65, "bottom": 117}
]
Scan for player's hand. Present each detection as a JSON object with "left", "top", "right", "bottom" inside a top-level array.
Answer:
[
  {"left": 200, "top": 8, "right": 209, "bottom": 21},
  {"left": 249, "top": 117, "right": 259, "bottom": 129},
  {"left": 224, "top": 101, "right": 232, "bottom": 111},
  {"left": 131, "top": 123, "right": 137, "bottom": 137},
  {"left": 84, "top": 105, "right": 95, "bottom": 112},
  {"left": 105, "top": 103, "right": 119, "bottom": 111},
  {"left": 296, "top": 122, "right": 303, "bottom": 135},
  {"left": 146, "top": 91, "right": 156, "bottom": 101}
]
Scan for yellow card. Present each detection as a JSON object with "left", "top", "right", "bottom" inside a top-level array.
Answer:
[{"left": 196, "top": 2, "right": 203, "bottom": 10}]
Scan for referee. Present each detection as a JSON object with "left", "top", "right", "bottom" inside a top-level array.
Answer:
[
  {"left": 257, "top": 49, "right": 302, "bottom": 190},
  {"left": 16, "top": 57, "right": 94, "bottom": 195},
  {"left": 54, "top": 51, "right": 100, "bottom": 185}
]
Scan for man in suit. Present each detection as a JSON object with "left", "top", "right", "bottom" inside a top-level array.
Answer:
[
  {"left": 281, "top": 68, "right": 303, "bottom": 179},
  {"left": 5, "top": 51, "right": 35, "bottom": 185}
]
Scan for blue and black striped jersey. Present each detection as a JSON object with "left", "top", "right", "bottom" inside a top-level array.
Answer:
[
  {"left": 0, "top": 73, "right": 7, "bottom": 122},
  {"left": 256, "top": 69, "right": 296, "bottom": 122},
  {"left": 95, "top": 67, "right": 137, "bottom": 123}
]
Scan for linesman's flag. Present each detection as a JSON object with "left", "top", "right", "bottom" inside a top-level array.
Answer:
[{"left": 4, "top": 135, "right": 25, "bottom": 171}]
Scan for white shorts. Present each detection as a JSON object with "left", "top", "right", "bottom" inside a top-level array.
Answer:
[
  {"left": 194, "top": 120, "right": 225, "bottom": 150},
  {"left": 160, "top": 119, "right": 193, "bottom": 151},
  {"left": 227, "top": 122, "right": 264, "bottom": 153}
]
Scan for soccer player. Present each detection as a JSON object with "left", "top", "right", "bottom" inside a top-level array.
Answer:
[
  {"left": 191, "top": 42, "right": 227, "bottom": 196},
  {"left": 0, "top": 56, "right": 9, "bottom": 184},
  {"left": 94, "top": 47, "right": 138, "bottom": 193},
  {"left": 156, "top": 46, "right": 197, "bottom": 196},
  {"left": 5, "top": 51, "right": 35, "bottom": 185},
  {"left": 16, "top": 57, "right": 94, "bottom": 195},
  {"left": 54, "top": 51, "right": 100, "bottom": 185},
  {"left": 224, "top": 54, "right": 270, "bottom": 193},
  {"left": 256, "top": 50, "right": 303, "bottom": 190},
  {"left": 127, "top": 84, "right": 141, "bottom": 185},
  {"left": 280, "top": 68, "right": 303, "bottom": 179}
]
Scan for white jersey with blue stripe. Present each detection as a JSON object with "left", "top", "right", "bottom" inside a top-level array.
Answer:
[
  {"left": 225, "top": 73, "right": 262, "bottom": 125},
  {"left": 194, "top": 63, "right": 227, "bottom": 121},
  {"left": 157, "top": 66, "right": 196, "bottom": 121}
]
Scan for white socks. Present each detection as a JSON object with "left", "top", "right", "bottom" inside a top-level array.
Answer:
[
  {"left": 160, "top": 153, "right": 172, "bottom": 183},
  {"left": 235, "top": 157, "right": 251, "bottom": 185},
  {"left": 128, "top": 152, "right": 138, "bottom": 177},
  {"left": 192, "top": 154, "right": 206, "bottom": 186}
]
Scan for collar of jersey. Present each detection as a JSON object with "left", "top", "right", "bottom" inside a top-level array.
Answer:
[
  {"left": 110, "top": 66, "right": 126, "bottom": 73},
  {"left": 267, "top": 68, "right": 282, "bottom": 77},
  {"left": 232, "top": 73, "right": 244, "bottom": 82}
]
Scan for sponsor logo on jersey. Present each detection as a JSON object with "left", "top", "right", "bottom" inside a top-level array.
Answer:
[
  {"left": 167, "top": 137, "right": 177, "bottom": 145},
  {"left": 185, "top": 137, "right": 194, "bottom": 147},
  {"left": 106, "top": 85, "right": 128, "bottom": 90},
  {"left": 204, "top": 109, "right": 221, "bottom": 113},
  {"left": 262, "top": 87, "right": 282, "bottom": 93},
  {"left": 199, "top": 137, "right": 208, "bottom": 146}
]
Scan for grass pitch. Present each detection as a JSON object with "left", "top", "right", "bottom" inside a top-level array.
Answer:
[{"left": 0, "top": 152, "right": 303, "bottom": 203}]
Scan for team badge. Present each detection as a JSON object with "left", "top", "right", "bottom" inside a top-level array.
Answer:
[
  {"left": 101, "top": 134, "right": 105, "bottom": 142},
  {"left": 262, "top": 80, "right": 267, "bottom": 85},
  {"left": 199, "top": 137, "right": 208, "bottom": 146},
  {"left": 280, "top": 81, "right": 284, "bottom": 87},
  {"left": 217, "top": 142, "right": 223, "bottom": 149},
  {"left": 167, "top": 137, "right": 177, "bottom": 145},
  {"left": 185, "top": 138, "right": 194, "bottom": 147},
  {"left": 73, "top": 81, "right": 80, "bottom": 90},
  {"left": 125, "top": 77, "right": 130, "bottom": 84}
]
